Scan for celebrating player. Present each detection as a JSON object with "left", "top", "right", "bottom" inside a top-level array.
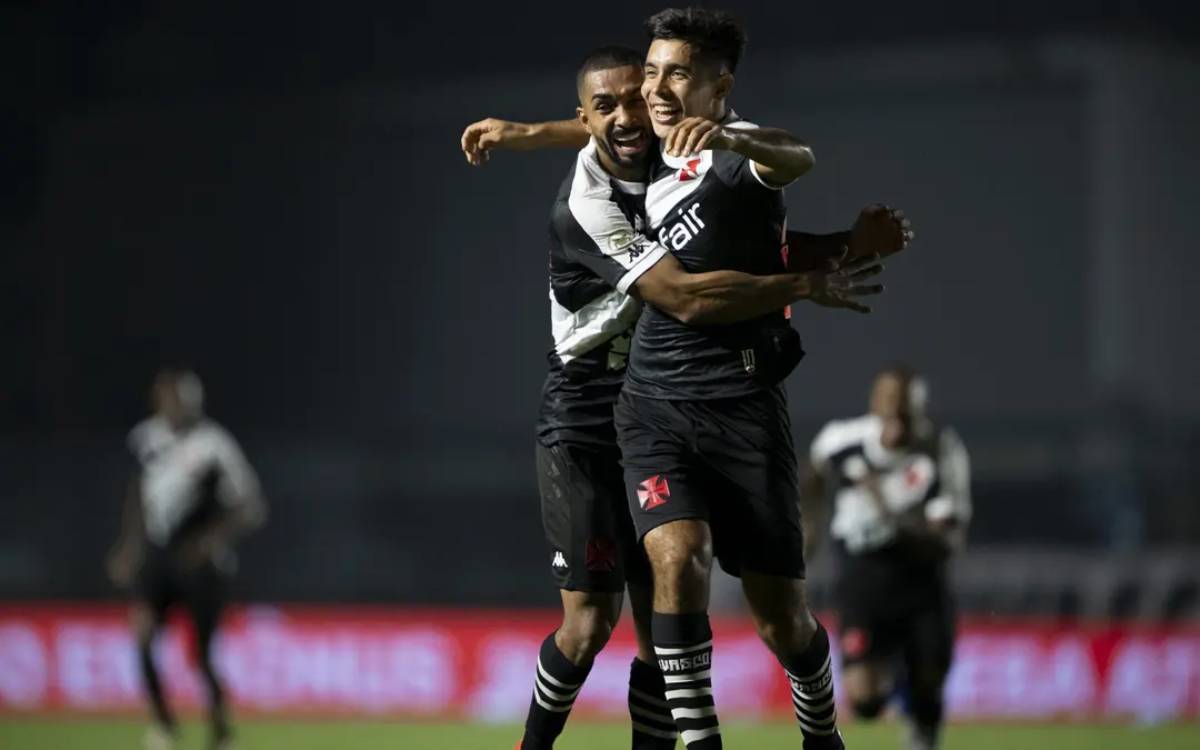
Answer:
[
  {"left": 465, "top": 43, "right": 887, "bottom": 750},
  {"left": 808, "top": 367, "right": 970, "bottom": 750},
  {"left": 106, "top": 370, "right": 266, "bottom": 750}
]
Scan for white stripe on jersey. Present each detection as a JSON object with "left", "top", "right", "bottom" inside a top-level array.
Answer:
[
  {"left": 566, "top": 141, "right": 668, "bottom": 295},
  {"left": 129, "top": 416, "right": 262, "bottom": 545},
  {"left": 550, "top": 285, "right": 640, "bottom": 364}
]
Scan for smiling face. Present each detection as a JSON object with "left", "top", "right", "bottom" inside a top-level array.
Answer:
[
  {"left": 576, "top": 64, "right": 653, "bottom": 180},
  {"left": 641, "top": 38, "right": 732, "bottom": 137}
]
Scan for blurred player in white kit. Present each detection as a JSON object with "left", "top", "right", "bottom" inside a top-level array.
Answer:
[
  {"left": 107, "top": 369, "right": 266, "bottom": 750},
  {"left": 807, "top": 366, "right": 970, "bottom": 750}
]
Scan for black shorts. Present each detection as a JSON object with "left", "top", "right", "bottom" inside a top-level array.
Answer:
[
  {"left": 136, "top": 544, "right": 228, "bottom": 629},
  {"left": 614, "top": 387, "right": 806, "bottom": 579},
  {"left": 536, "top": 441, "right": 652, "bottom": 593},
  {"left": 835, "top": 552, "right": 956, "bottom": 671}
]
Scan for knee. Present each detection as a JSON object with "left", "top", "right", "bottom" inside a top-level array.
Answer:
[
  {"left": 557, "top": 608, "right": 617, "bottom": 663},
  {"left": 650, "top": 542, "right": 710, "bottom": 590},
  {"left": 850, "top": 694, "right": 889, "bottom": 720},
  {"left": 755, "top": 612, "right": 818, "bottom": 657}
]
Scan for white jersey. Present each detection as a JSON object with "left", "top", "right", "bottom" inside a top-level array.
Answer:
[
  {"left": 810, "top": 415, "right": 970, "bottom": 554},
  {"left": 128, "top": 416, "right": 262, "bottom": 546}
]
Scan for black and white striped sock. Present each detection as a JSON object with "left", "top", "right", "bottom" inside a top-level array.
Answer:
[
  {"left": 653, "top": 612, "right": 722, "bottom": 749},
  {"left": 520, "top": 632, "right": 591, "bottom": 750},
  {"left": 783, "top": 623, "right": 843, "bottom": 750},
  {"left": 627, "top": 657, "right": 678, "bottom": 749}
]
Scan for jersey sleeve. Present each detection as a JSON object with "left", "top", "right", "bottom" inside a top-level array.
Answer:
[
  {"left": 554, "top": 191, "right": 668, "bottom": 294},
  {"left": 209, "top": 427, "right": 266, "bottom": 522},
  {"left": 711, "top": 121, "right": 793, "bottom": 191},
  {"left": 925, "top": 427, "right": 972, "bottom": 527}
]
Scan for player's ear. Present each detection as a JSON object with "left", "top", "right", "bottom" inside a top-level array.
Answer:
[
  {"left": 714, "top": 71, "right": 734, "bottom": 102},
  {"left": 576, "top": 105, "right": 588, "bottom": 129}
]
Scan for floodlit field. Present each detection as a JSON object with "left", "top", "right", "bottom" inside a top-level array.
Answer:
[{"left": 1, "top": 718, "right": 1196, "bottom": 750}]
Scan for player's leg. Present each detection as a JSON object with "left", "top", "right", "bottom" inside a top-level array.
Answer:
[
  {"left": 621, "top": 498, "right": 677, "bottom": 749},
  {"left": 520, "top": 443, "right": 623, "bottom": 750},
  {"left": 740, "top": 573, "right": 843, "bottom": 749},
  {"left": 186, "top": 560, "right": 231, "bottom": 749},
  {"left": 133, "top": 549, "right": 176, "bottom": 748},
  {"left": 900, "top": 599, "right": 956, "bottom": 750},
  {"left": 712, "top": 386, "right": 844, "bottom": 749},
  {"left": 617, "top": 390, "right": 722, "bottom": 750}
]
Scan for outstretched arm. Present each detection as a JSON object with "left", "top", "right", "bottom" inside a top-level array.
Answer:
[
  {"left": 635, "top": 251, "right": 884, "bottom": 324},
  {"left": 460, "top": 117, "right": 589, "bottom": 165}
]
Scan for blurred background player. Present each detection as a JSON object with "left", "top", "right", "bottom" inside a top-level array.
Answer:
[
  {"left": 106, "top": 369, "right": 267, "bottom": 750},
  {"left": 806, "top": 366, "right": 971, "bottom": 750}
]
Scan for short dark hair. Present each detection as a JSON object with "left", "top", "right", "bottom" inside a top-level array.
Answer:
[
  {"left": 576, "top": 45, "right": 644, "bottom": 92},
  {"left": 643, "top": 7, "right": 748, "bottom": 73}
]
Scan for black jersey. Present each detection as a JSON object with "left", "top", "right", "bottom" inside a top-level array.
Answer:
[
  {"left": 536, "top": 141, "right": 669, "bottom": 446},
  {"left": 623, "top": 114, "right": 794, "bottom": 401},
  {"left": 809, "top": 414, "right": 972, "bottom": 561}
]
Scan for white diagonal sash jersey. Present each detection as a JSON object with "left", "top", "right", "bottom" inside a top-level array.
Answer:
[
  {"left": 810, "top": 415, "right": 971, "bottom": 555},
  {"left": 624, "top": 112, "right": 796, "bottom": 401},
  {"left": 536, "top": 141, "right": 670, "bottom": 447},
  {"left": 128, "top": 416, "right": 262, "bottom": 547}
]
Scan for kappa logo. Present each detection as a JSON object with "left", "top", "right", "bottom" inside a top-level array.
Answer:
[
  {"left": 677, "top": 157, "right": 701, "bottom": 181},
  {"left": 552, "top": 551, "right": 568, "bottom": 569},
  {"left": 637, "top": 475, "right": 670, "bottom": 510}
]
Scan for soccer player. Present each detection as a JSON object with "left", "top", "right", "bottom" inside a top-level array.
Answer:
[
  {"left": 106, "top": 369, "right": 266, "bottom": 750},
  {"left": 808, "top": 367, "right": 970, "bottom": 750},
  {"left": 464, "top": 45, "right": 887, "bottom": 750}
]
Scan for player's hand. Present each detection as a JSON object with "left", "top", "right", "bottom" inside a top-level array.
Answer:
[
  {"left": 847, "top": 204, "right": 914, "bottom": 259},
  {"left": 176, "top": 535, "right": 216, "bottom": 572},
  {"left": 663, "top": 117, "right": 733, "bottom": 157},
  {"left": 106, "top": 547, "right": 137, "bottom": 588},
  {"left": 459, "top": 118, "right": 533, "bottom": 166},
  {"left": 804, "top": 250, "right": 885, "bottom": 314}
]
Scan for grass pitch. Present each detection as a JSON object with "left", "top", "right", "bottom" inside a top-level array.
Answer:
[{"left": 1, "top": 718, "right": 1195, "bottom": 749}]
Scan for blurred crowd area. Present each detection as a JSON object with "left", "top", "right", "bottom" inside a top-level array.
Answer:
[{"left": 3, "top": 3, "right": 1199, "bottom": 621}]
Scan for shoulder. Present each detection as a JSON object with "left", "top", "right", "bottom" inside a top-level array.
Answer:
[
  {"left": 127, "top": 416, "right": 168, "bottom": 458},
  {"left": 192, "top": 420, "right": 242, "bottom": 454},
  {"left": 811, "top": 415, "right": 877, "bottom": 463}
]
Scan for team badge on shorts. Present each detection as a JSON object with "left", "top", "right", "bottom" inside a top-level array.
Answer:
[
  {"left": 585, "top": 538, "right": 617, "bottom": 572},
  {"left": 637, "top": 475, "right": 671, "bottom": 510}
]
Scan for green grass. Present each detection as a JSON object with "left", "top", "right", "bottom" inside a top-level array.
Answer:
[{"left": 1, "top": 718, "right": 1196, "bottom": 750}]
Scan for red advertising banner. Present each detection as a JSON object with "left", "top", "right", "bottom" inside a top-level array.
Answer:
[{"left": 1, "top": 604, "right": 1198, "bottom": 721}]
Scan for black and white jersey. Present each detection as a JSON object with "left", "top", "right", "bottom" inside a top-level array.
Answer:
[
  {"left": 623, "top": 113, "right": 792, "bottom": 401},
  {"left": 536, "top": 141, "right": 670, "bottom": 446},
  {"left": 810, "top": 415, "right": 971, "bottom": 556},
  {"left": 128, "top": 416, "right": 263, "bottom": 548}
]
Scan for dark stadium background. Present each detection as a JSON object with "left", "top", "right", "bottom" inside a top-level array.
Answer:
[{"left": 3, "top": 0, "right": 1199, "bottom": 618}]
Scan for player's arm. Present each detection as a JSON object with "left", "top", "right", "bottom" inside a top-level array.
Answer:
[
  {"left": 106, "top": 474, "right": 144, "bottom": 588},
  {"left": 180, "top": 433, "right": 267, "bottom": 566},
  {"left": 663, "top": 118, "right": 814, "bottom": 186},
  {"left": 633, "top": 251, "right": 885, "bottom": 324},
  {"left": 460, "top": 117, "right": 589, "bottom": 165},
  {"left": 926, "top": 428, "right": 971, "bottom": 551}
]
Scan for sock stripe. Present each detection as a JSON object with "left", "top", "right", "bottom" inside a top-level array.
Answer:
[
  {"left": 672, "top": 705, "right": 718, "bottom": 719},
  {"left": 665, "top": 686, "right": 713, "bottom": 700},
  {"left": 796, "top": 714, "right": 838, "bottom": 736},
  {"left": 532, "top": 690, "right": 574, "bottom": 713},
  {"left": 785, "top": 653, "right": 832, "bottom": 685},
  {"left": 535, "top": 677, "right": 581, "bottom": 704},
  {"left": 792, "top": 692, "right": 835, "bottom": 714},
  {"left": 537, "top": 659, "right": 584, "bottom": 691},
  {"left": 629, "top": 703, "right": 677, "bottom": 725},
  {"left": 680, "top": 726, "right": 721, "bottom": 745},
  {"left": 631, "top": 720, "right": 679, "bottom": 740},
  {"left": 794, "top": 706, "right": 837, "bottom": 726},
  {"left": 664, "top": 669, "right": 712, "bottom": 684},
  {"left": 654, "top": 640, "right": 712, "bottom": 655},
  {"left": 629, "top": 686, "right": 670, "bottom": 710}
]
